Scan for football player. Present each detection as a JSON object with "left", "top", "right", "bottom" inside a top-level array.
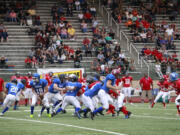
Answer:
[
  {"left": 93, "top": 69, "right": 121, "bottom": 115},
  {"left": 81, "top": 75, "right": 103, "bottom": 120},
  {"left": 122, "top": 72, "right": 133, "bottom": 104},
  {"left": 39, "top": 75, "right": 65, "bottom": 117},
  {"left": 53, "top": 74, "right": 82, "bottom": 119},
  {"left": 29, "top": 73, "right": 48, "bottom": 118},
  {"left": 23, "top": 72, "right": 33, "bottom": 106},
  {"left": 0, "top": 79, "right": 25, "bottom": 116},
  {"left": 151, "top": 78, "right": 170, "bottom": 108},
  {"left": 169, "top": 72, "right": 180, "bottom": 115}
]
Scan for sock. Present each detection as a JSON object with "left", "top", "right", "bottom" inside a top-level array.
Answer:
[
  {"left": 31, "top": 106, "right": 34, "bottom": 115},
  {"left": 83, "top": 108, "right": 87, "bottom": 113},
  {"left": 151, "top": 102, "right": 155, "bottom": 108},
  {"left": 25, "top": 99, "right": 28, "bottom": 105},
  {"left": 2, "top": 107, "right": 9, "bottom": 114},
  {"left": 162, "top": 102, "right": 166, "bottom": 107},
  {"left": 108, "top": 104, "right": 115, "bottom": 114},
  {"left": 93, "top": 107, "right": 103, "bottom": 114},
  {"left": 40, "top": 106, "right": 46, "bottom": 115},
  {"left": 120, "top": 106, "right": 128, "bottom": 115},
  {"left": 56, "top": 108, "right": 62, "bottom": 114},
  {"left": 176, "top": 105, "right": 180, "bottom": 114},
  {"left": 14, "top": 101, "right": 18, "bottom": 109},
  {"left": 75, "top": 107, "right": 80, "bottom": 112},
  {"left": 53, "top": 100, "right": 60, "bottom": 107},
  {"left": 46, "top": 108, "right": 50, "bottom": 114},
  {"left": 129, "top": 99, "right": 132, "bottom": 103}
]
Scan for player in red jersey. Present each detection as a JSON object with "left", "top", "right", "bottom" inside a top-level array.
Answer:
[
  {"left": 151, "top": 78, "right": 170, "bottom": 108},
  {"left": 107, "top": 77, "right": 122, "bottom": 116},
  {"left": 163, "top": 72, "right": 170, "bottom": 82},
  {"left": 23, "top": 72, "right": 33, "bottom": 106},
  {"left": 11, "top": 72, "right": 23, "bottom": 83},
  {"left": 45, "top": 72, "right": 53, "bottom": 86},
  {"left": 108, "top": 77, "right": 132, "bottom": 118},
  {"left": 122, "top": 72, "right": 133, "bottom": 104}
]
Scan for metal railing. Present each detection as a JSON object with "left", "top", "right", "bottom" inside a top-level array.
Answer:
[
  {"left": 130, "top": 43, "right": 140, "bottom": 64},
  {"left": 97, "top": 0, "right": 150, "bottom": 76}
]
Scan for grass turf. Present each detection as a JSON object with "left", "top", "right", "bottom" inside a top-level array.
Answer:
[{"left": 0, "top": 103, "right": 180, "bottom": 135}]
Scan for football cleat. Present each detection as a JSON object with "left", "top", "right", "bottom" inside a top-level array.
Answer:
[
  {"left": 30, "top": 114, "right": 34, "bottom": 118},
  {"left": 0, "top": 113, "right": 4, "bottom": 116},
  {"left": 38, "top": 114, "right": 41, "bottom": 117},
  {"left": 98, "top": 111, "right": 104, "bottom": 116},
  {"left": 90, "top": 112, "right": 94, "bottom": 120},
  {"left": 47, "top": 114, "right": 51, "bottom": 118}
]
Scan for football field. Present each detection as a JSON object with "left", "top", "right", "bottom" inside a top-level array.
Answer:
[{"left": 0, "top": 103, "right": 180, "bottom": 135}]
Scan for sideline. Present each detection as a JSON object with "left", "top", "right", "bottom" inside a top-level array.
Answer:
[{"left": 0, "top": 117, "right": 126, "bottom": 135}]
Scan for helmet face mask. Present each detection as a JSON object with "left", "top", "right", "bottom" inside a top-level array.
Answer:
[
  {"left": 11, "top": 79, "right": 17, "bottom": 85},
  {"left": 33, "top": 73, "right": 40, "bottom": 83},
  {"left": 49, "top": 72, "right": 53, "bottom": 77},
  {"left": 86, "top": 76, "right": 94, "bottom": 84}
]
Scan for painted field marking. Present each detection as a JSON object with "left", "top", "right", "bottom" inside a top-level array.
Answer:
[{"left": 0, "top": 117, "right": 126, "bottom": 135}]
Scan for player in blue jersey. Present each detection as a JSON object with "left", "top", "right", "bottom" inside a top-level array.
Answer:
[
  {"left": 0, "top": 79, "right": 18, "bottom": 116},
  {"left": 39, "top": 75, "right": 66, "bottom": 117},
  {"left": 81, "top": 75, "right": 103, "bottom": 120},
  {"left": 29, "top": 73, "right": 48, "bottom": 118},
  {"left": 93, "top": 69, "right": 122, "bottom": 115},
  {"left": 52, "top": 74, "right": 82, "bottom": 119},
  {"left": 52, "top": 74, "right": 68, "bottom": 113},
  {"left": 13, "top": 79, "right": 26, "bottom": 110}
]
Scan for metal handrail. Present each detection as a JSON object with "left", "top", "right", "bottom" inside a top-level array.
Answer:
[{"left": 130, "top": 43, "right": 140, "bottom": 64}]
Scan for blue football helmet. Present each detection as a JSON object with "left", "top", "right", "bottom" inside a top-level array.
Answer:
[{"left": 170, "top": 72, "right": 179, "bottom": 82}]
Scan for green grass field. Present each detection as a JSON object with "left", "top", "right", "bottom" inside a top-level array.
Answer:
[{"left": 0, "top": 103, "right": 180, "bottom": 135}]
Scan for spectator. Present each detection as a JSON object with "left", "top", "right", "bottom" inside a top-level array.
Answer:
[
  {"left": 60, "top": 27, "right": 68, "bottom": 39},
  {"left": 32, "top": 56, "right": 38, "bottom": 68},
  {"left": 91, "top": 58, "right": 100, "bottom": 71},
  {"left": 38, "top": 54, "right": 45, "bottom": 68},
  {"left": 155, "top": 61, "right": 163, "bottom": 77},
  {"left": 84, "top": 11, "right": 92, "bottom": 23},
  {"left": 9, "top": 10, "right": 17, "bottom": 22},
  {"left": 24, "top": 56, "right": 32, "bottom": 68},
  {"left": 0, "top": 77, "right": 4, "bottom": 105},
  {"left": 139, "top": 73, "right": 153, "bottom": 104},
  {"left": 81, "top": 20, "right": 87, "bottom": 33},
  {"left": 67, "top": 25, "right": 75, "bottom": 40},
  {"left": 75, "top": 0, "right": 81, "bottom": 11},
  {"left": 97, "top": 51, "right": 105, "bottom": 61},
  {"left": 1, "top": 29, "right": 8, "bottom": 42},
  {"left": 0, "top": 56, "right": 8, "bottom": 68},
  {"left": 78, "top": 11, "right": 84, "bottom": 22},
  {"left": 90, "top": 6, "right": 96, "bottom": 17}
]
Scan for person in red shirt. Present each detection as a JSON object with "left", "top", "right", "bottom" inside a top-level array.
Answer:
[
  {"left": 84, "top": 11, "right": 92, "bottom": 23},
  {"left": 45, "top": 72, "right": 53, "bottom": 86},
  {"left": 139, "top": 74, "right": 153, "bottom": 104},
  {"left": 172, "top": 78, "right": 180, "bottom": 115},
  {"left": 25, "top": 56, "right": 32, "bottom": 68},
  {"left": 23, "top": 72, "right": 33, "bottom": 106},
  {"left": 122, "top": 72, "right": 133, "bottom": 104},
  {"left": 10, "top": 72, "right": 23, "bottom": 83},
  {"left": 0, "top": 77, "right": 4, "bottom": 105},
  {"left": 151, "top": 78, "right": 170, "bottom": 108}
]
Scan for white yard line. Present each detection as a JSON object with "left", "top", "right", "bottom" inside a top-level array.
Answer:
[{"left": 0, "top": 117, "right": 126, "bottom": 135}]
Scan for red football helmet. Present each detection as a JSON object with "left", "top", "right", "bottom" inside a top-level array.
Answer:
[{"left": 111, "top": 69, "right": 120, "bottom": 76}]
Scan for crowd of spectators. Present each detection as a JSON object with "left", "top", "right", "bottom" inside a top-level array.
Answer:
[
  {"left": 102, "top": 0, "right": 180, "bottom": 76},
  {"left": 24, "top": 0, "right": 134, "bottom": 74}
]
